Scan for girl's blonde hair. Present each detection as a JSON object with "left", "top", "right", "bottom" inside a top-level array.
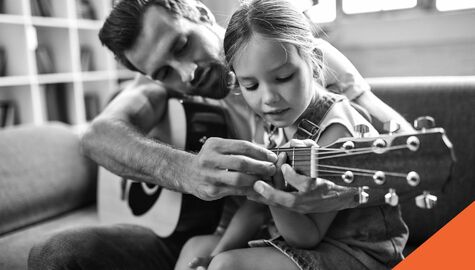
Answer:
[{"left": 224, "top": 0, "right": 324, "bottom": 83}]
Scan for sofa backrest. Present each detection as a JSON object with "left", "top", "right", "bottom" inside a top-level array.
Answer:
[
  {"left": 0, "top": 123, "right": 97, "bottom": 236},
  {"left": 369, "top": 76, "right": 475, "bottom": 246}
]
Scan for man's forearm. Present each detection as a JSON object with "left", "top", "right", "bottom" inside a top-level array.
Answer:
[
  {"left": 354, "top": 90, "right": 414, "bottom": 133},
  {"left": 80, "top": 116, "right": 191, "bottom": 192}
]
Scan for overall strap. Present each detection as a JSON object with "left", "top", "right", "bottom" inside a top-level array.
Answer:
[{"left": 294, "top": 92, "right": 344, "bottom": 140}]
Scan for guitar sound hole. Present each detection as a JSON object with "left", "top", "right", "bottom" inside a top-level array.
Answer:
[{"left": 128, "top": 182, "right": 162, "bottom": 216}]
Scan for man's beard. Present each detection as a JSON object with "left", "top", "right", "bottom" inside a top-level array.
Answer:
[{"left": 188, "top": 61, "right": 231, "bottom": 99}]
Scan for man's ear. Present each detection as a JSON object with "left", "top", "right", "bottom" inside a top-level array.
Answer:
[{"left": 194, "top": 1, "right": 216, "bottom": 24}]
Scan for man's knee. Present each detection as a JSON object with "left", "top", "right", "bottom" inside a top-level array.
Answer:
[{"left": 28, "top": 227, "right": 102, "bottom": 270}]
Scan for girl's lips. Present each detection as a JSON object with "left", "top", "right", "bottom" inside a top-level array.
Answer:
[{"left": 264, "top": 108, "right": 290, "bottom": 115}]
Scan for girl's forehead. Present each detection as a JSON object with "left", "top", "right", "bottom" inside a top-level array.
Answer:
[{"left": 233, "top": 34, "right": 299, "bottom": 72}]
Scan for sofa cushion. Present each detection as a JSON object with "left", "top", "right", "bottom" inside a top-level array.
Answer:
[
  {"left": 0, "top": 123, "right": 97, "bottom": 236},
  {"left": 369, "top": 76, "right": 475, "bottom": 246},
  {"left": 0, "top": 205, "right": 98, "bottom": 270}
]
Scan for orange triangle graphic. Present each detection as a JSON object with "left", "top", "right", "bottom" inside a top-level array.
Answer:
[{"left": 394, "top": 201, "right": 475, "bottom": 269}]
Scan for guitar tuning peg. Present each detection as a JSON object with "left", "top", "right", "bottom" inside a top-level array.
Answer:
[
  {"left": 358, "top": 186, "right": 369, "bottom": 204},
  {"left": 414, "top": 116, "right": 435, "bottom": 131},
  {"left": 385, "top": 188, "right": 399, "bottom": 206},
  {"left": 383, "top": 120, "right": 400, "bottom": 135},
  {"left": 354, "top": 124, "right": 370, "bottom": 138},
  {"left": 415, "top": 191, "right": 437, "bottom": 209}
]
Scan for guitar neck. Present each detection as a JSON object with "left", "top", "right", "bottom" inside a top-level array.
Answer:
[
  {"left": 270, "top": 147, "right": 313, "bottom": 177},
  {"left": 268, "top": 129, "right": 454, "bottom": 192}
]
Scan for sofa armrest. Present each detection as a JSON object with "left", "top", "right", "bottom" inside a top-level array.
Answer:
[{"left": 0, "top": 122, "right": 98, "bottom": 235}]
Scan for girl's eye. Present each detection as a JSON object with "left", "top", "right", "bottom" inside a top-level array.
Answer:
[
  {"left": 243, "top": 83, "right": 258, "bottom": 91},
  {"left": 276, "top": 73, "right": 294, "bottom": 82}
]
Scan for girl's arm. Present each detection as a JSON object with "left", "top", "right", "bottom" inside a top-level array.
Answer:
[
  {"left": 271, "top": 123, "right": 352, "bottom": 249},
  {"left": 188, "top": 200, "right": 269, "bottom": 269},
  {"left": 270, "top": 206, "right": 337, "bottom": 249},
  {"left": 211, "top": 200, "right": 269, "bottom": 256}
]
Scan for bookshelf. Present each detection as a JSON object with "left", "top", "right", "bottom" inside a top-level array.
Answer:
[{"left": 0, "top": 0, "right": 135, "bottom": 127}]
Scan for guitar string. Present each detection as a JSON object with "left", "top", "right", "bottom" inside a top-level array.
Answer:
[
  {"left": 316, "top": 165, "right": 408, "bottom": 177},
  {"left": 272, "top": 144, "right": 412, "bottom": 178},
  {"left": 289, "top": 164, "right": 408, "bottom": 178},
  {"left": 276, "top": 145, "right": 408, "bottom": 160},
  {"left": 271, "top": 141, "right": 406, "bottom": 153},
  {"left": 272, "top": 144, "right": 408, "bottom": 157}
]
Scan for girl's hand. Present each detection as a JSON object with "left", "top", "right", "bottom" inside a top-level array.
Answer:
[
  {"left": 188, "top": 256, "right": 213, "bottom": 270},
  {"left": 272, "top": 139, "right": 317, "bottom": 191},
  {"left": 249, "top": 139, "right": 360, "bottom": 213}
]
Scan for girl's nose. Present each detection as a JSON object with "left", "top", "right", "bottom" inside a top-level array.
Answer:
[{"left": 262, "top": 85, "right": 281, "bottom": 105}]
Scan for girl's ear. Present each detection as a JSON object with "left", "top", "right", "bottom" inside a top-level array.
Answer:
[{"left": 194, "top": 1, "right": 216, "bottom": 24}]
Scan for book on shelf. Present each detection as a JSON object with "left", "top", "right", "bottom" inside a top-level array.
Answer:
[
  {"left": 0, "top": 100, "right": 16, "bottom": 128},
  {"left": 84, "top": 92, "right": 100, "bottom": 121},
  {"left": 0, "top": 0, "right": 4, "bottom": 14},
  {"left": 76, "top": 0, "right": 97, "bottom": 20},
  {"left": 0, "top": 46, "right": 6, "bottom": 77},
  {"left": 80, "top": 46, "right": 95, "bottom": 71},
  {"left": 45, "top": 84, "right": 69, "bottom": 124},
  {"left": 31, "top": 0, "right": 53, "bottom": 17},
  {"left": 35, "top": 45, "right": 55, "bottom": 74}
]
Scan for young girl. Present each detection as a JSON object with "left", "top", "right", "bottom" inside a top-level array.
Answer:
[{"left": 175, "top": 0, "right": 408, "bottom": 269}]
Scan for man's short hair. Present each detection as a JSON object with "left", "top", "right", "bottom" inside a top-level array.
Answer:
[{"left": 99, "top": 0, "right": 203, "bottom": 72}]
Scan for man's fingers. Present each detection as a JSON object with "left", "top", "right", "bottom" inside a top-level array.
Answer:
[
  {"left": 217, "top": 169, "right": 262, "bottom": 188},
  {"left": 209, "top": 138, "right": 277, "bottom": 163},
  {"left": 217, "top": 154, "right": 276, "bottom": 177},
  {"left": 272, "top": 153, "right": 287, "bottom": 189}
]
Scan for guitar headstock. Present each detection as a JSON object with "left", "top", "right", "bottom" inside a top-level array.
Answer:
[{"left": 274, "top": 116, "right": 455, "bottom": 208}]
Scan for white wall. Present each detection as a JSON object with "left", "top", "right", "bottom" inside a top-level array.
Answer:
[
  {"left": 201, "top": 0, "right": 475, "bottom": 77},
  {"left": 325, "top": 9, "right": 475, "bottom": 77}
]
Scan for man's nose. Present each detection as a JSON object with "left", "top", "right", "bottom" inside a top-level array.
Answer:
[{"left": 169, "top": 60, "right": 198, "bottom": 83}]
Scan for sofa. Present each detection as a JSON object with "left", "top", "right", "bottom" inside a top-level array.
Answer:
[{"left": 1, "top": 76, "right": 474, "bottom": 269}]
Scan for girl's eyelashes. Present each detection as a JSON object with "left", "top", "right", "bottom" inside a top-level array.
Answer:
[
  {"left": 276, "top": 72, "right": 294, "bottom": 82},
  {"left": 243, "top": 83, "right": 258, "bottom": 91}
]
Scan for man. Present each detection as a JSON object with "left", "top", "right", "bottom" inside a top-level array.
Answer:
[{"left": 28, "top": 1, "right": 413, "bottom": 269}]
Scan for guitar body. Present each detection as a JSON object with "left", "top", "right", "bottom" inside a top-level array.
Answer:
[{"left": 98, "top": 98, "right": 229, "bottom": 237}]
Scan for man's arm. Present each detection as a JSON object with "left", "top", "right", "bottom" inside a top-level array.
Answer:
[
  {"left": 80, "top": 75, "right": 278, "bottom": 200},
  {"left": 320, "top": 39, "right": 414, "bottom": 133},
  {"left": 353, "top": 90, "right": 414, "bottom": 132}
]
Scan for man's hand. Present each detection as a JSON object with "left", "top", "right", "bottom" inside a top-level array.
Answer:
[
  {"left": 248, "top": 139, "right": 359, "bottom": 213},
  {"left": 182, "top": 137, "right": 278, "bottom": 201}
]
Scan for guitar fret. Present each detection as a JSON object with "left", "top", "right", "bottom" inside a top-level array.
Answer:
[{"left": 292, "top": 147, "right": 295, "bottom": 169}]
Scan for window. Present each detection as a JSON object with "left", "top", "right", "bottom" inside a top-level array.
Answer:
[
  {"left": 305, "top": 0, "right": 336, "bottom": 23},
  {"left": 436, "top": 0, "right": 475, "bottom": 11},
  {"left": 342, "top": 0, "right": 417, "bottom": 14}
]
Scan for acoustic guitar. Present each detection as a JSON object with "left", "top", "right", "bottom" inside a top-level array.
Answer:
[
  {"left": 99, "top": 98, "right": 455, "bottom": 237},
  {"left": 98, "top": 98, "right": 230, "bottom": 237}
]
